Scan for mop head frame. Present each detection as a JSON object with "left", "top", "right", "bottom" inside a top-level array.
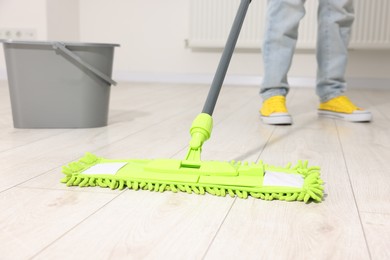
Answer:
[{"left": 62, "top": 153, "right": 324, "bottom": 202}]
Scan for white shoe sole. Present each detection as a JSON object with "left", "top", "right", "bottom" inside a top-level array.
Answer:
[
  {"left": 318, "top": 109, "right": 372, "bottom": 122},
  {"left": 261, "top": 113, "right": 293, "bottom": 125}
]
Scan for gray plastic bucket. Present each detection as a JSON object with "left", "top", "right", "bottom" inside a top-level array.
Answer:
[{"left": 2, "top": 40, "right": 119, "bottom": 128}]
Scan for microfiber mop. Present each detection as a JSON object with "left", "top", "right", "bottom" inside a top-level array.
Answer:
[{"left": 62, "top": 0, "right": 323, "bottom": 202}]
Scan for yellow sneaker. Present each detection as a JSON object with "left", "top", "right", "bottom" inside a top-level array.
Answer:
[
  {"left": 318, "top": 96, "right": 372, "bottom": 122},
  {"left": 260, "top": 96, "right": 292, "bottom": 125}
]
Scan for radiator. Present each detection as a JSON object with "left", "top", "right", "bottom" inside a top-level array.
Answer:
[{"left": 188, "top": 0, "right": 390, "bottom": 49}]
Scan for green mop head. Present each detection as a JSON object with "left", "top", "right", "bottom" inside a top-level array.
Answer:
[
  {"left": 61, "top": 114, "right": 324, "bottom": 203},
  {"left": 62, "top": 153, "right": 323, "bottom": 202}
]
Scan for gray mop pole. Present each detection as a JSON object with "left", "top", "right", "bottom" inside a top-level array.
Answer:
[{"left": 202, "top": 0, "right": 252, "bottom": 115}]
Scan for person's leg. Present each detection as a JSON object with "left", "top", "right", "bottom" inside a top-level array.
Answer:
[
  {"left": 261, "top": 0, "right": 306, "bottom": 100},
  {"left": 316, "top": 0, "right": 372, "bottom": 122},
  {"left": 260, "top": 0, "right": 306, "bottom": 125},
  {"left": 316, "top": 0, "right": 354, "bottom": 102}
]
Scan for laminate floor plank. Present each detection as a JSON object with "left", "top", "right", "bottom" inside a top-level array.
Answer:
[{"left": 0, "top": 187, "right": 118, "bottom": 259}]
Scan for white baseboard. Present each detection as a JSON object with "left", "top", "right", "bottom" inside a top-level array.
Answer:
[
  {"left": 113, "top": 71, "right": 316, "bottom": 87},
  {"left": 1, "top": 69, "right": 389, "bottom": 89},
  {"left": 346, "top": 77, "right": 390, "bottom": 89},
  {"left": 0, "top": 69, "right": 7, "bottom": 80},
  {"left": 113, "top": 71, "right": 390, "bottom": 89}
]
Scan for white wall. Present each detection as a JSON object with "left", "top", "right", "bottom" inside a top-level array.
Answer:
[
  {"left": 0, "top": 0, "right": 47, "bottom": 75},
  {"left": 47, "top": 0, "right": 79, "bottom": 41},
  {"left": 79, "top": 0, "right": 252, "bottom": 77},
  {"left": 0, "top": 0, "right": 47, "bottom": 38},
  {"left": 78, "top": 0, "right": 272, "bottom": 78},
  {"left": 1, "top": 0, "right": 390, "bottom": 87},
  {"left": 0, "top": 0, "right": 79, "bottom": 78}
]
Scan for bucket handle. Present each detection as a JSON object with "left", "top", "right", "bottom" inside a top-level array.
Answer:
[{"left": 52, "top": 42, "right": 117, "bottom": 86}]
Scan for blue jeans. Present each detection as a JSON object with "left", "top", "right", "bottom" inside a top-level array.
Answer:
[{"left": 260, "top": 0, "right": 355, "bottom": 103}]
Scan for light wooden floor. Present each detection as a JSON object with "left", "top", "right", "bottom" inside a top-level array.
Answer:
[{"left": 1, "top": 80, "right": 389, "bottom": 260}]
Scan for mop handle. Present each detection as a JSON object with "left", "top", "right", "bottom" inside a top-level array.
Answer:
[{"left": 202, "top": 0, "right": 252, "bottom": 115}]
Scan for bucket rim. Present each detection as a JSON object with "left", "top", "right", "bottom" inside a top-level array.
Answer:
[{"left": 1, "top": 40, "right": 120, "bottom": 47}]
